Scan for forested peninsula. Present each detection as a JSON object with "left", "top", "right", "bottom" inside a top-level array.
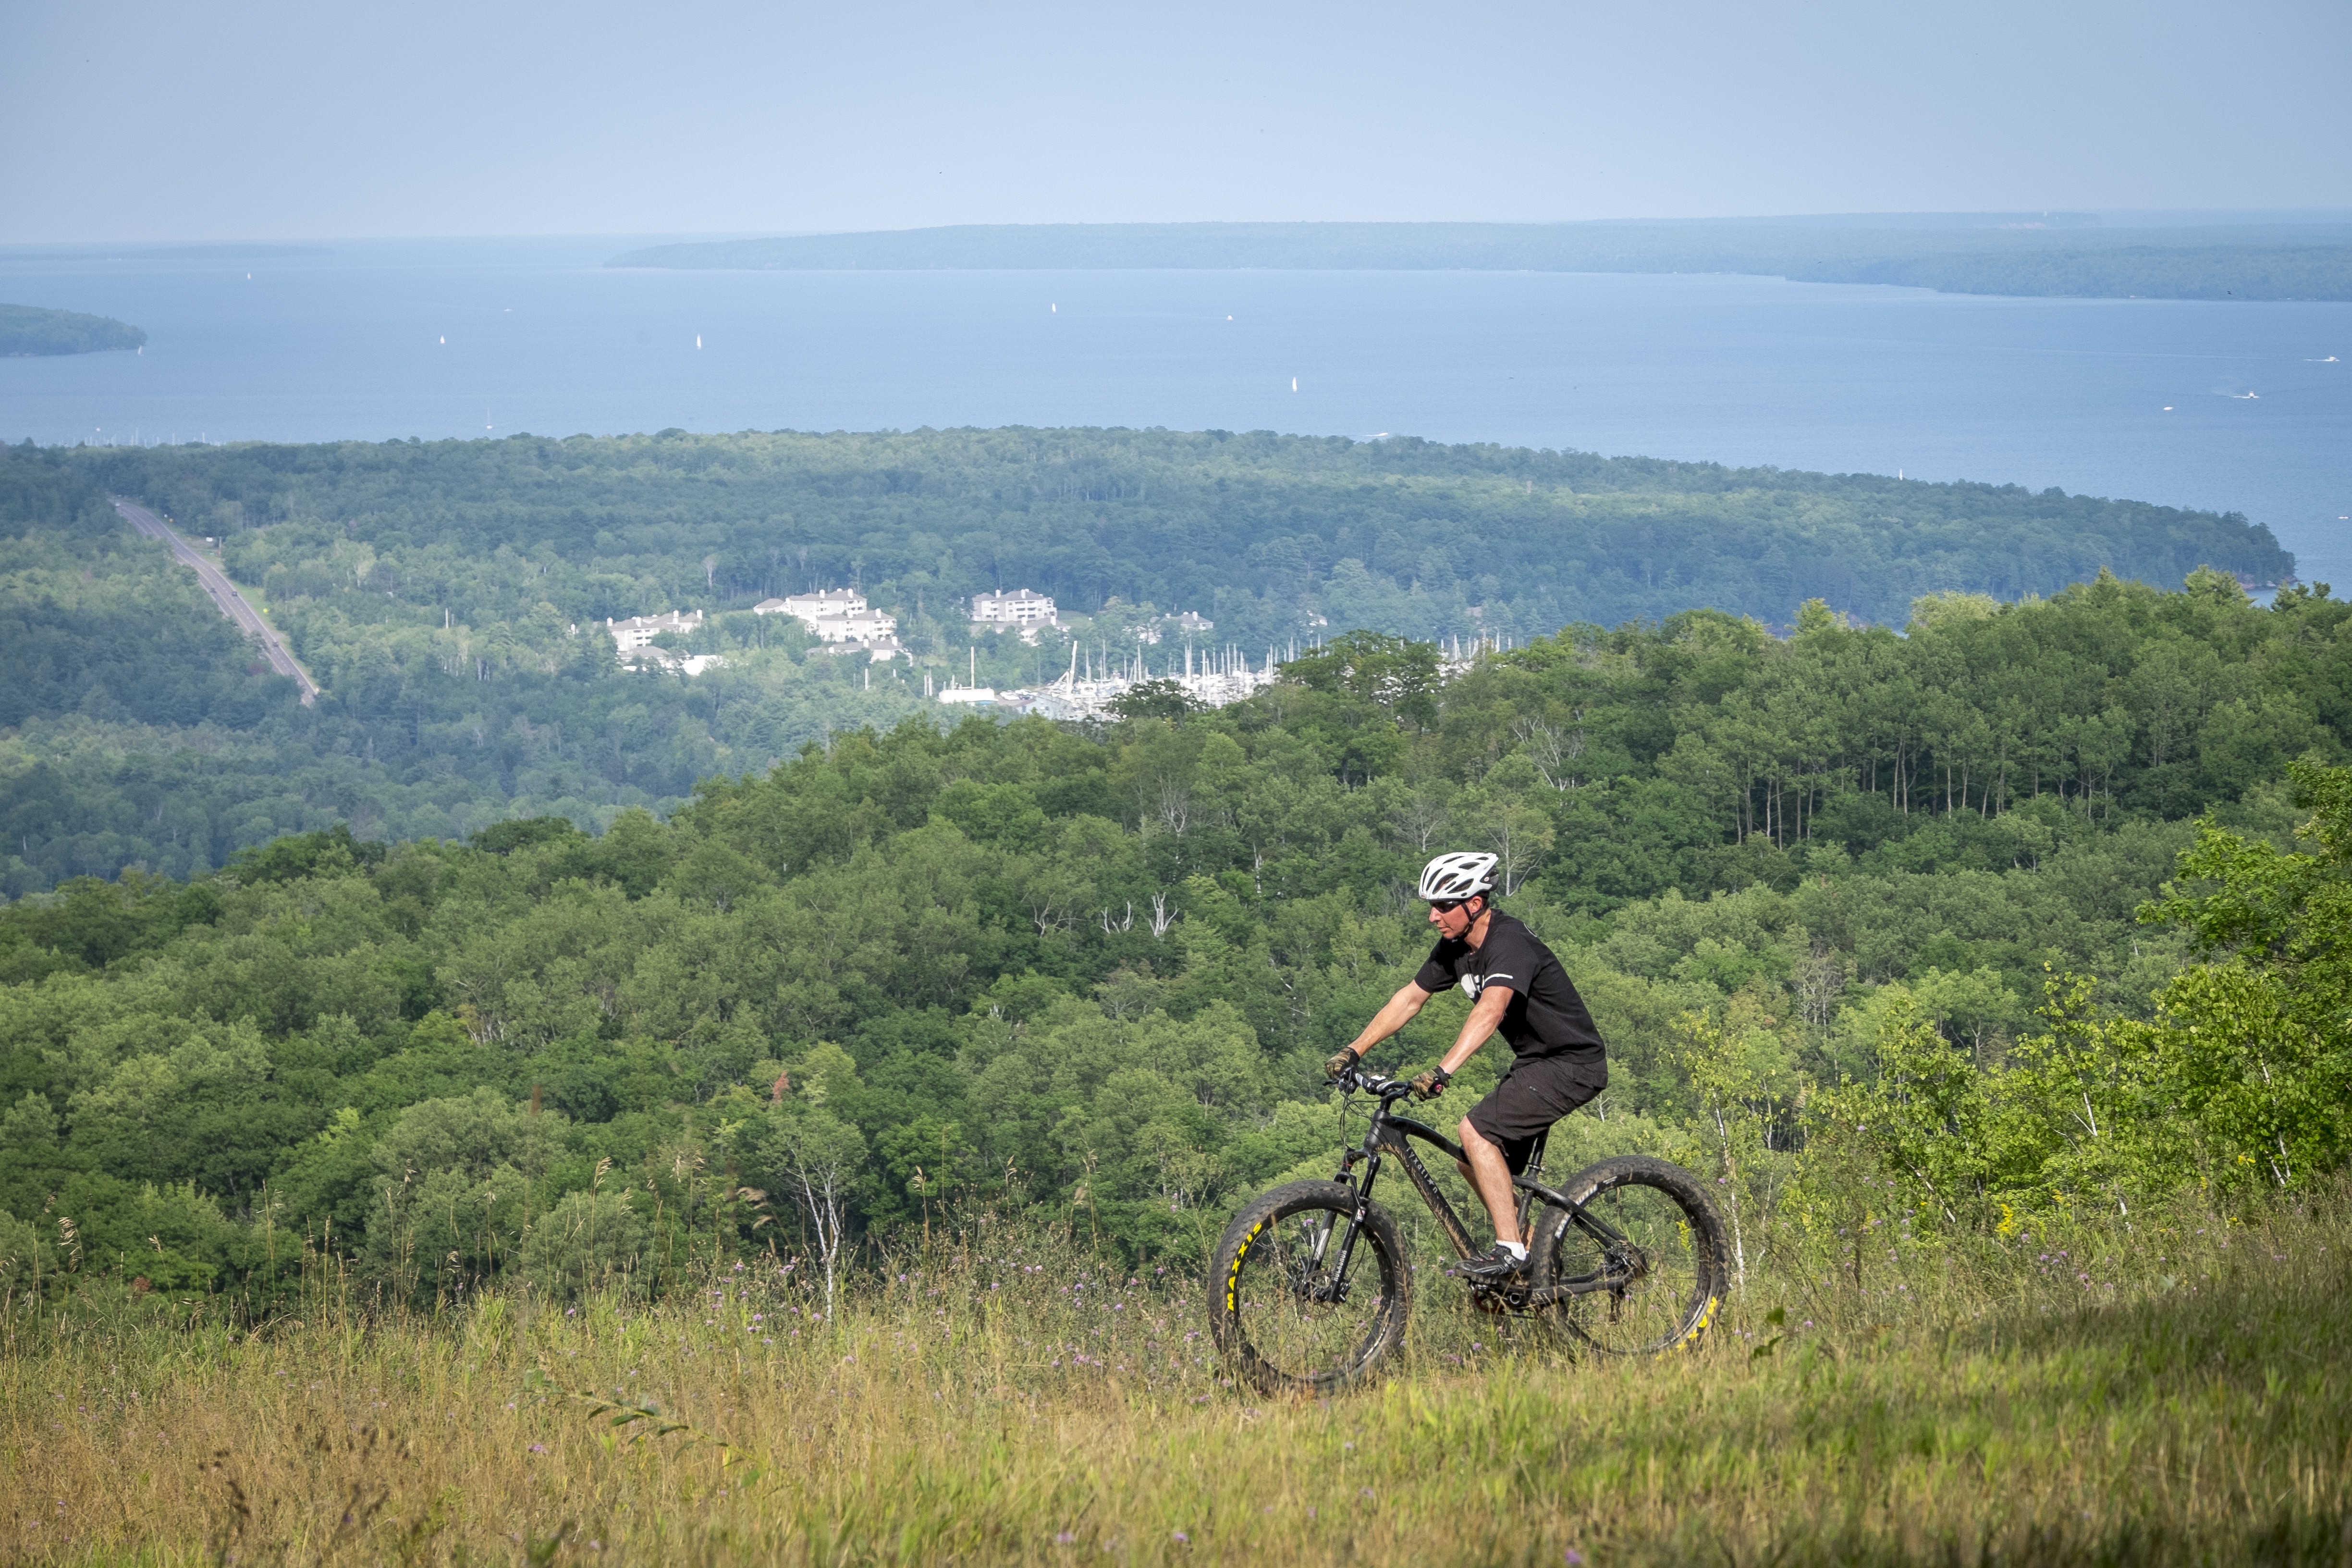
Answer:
[
  {"left": 0, "top": 303, "right": 147, "bottom": 356},
  {"left": 611, "top": 219, "right": 2352, "bottom": 302},
  {"left": 0, "top": 430, "right": 2296, "bottom": 890}
]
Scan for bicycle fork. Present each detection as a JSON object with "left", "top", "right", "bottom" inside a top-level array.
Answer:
[
  {"left": 1308, "top": 1150, "right": 1382, "bottom": 1303},
  {"left": 1315, "top": 1123, "right": 1480, "bottom": 1303}
]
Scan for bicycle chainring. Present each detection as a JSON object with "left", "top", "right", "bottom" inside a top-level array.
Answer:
[{"left": 1468, "top": 1279, "right": 1537, "bottom": 1316}]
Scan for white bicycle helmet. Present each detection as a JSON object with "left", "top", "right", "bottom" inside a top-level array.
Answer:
[{"left": 1418, "top": 851, "right": 1498, "bottom": 902}]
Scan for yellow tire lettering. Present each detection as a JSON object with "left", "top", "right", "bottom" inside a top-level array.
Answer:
[
  {"left": 1226, "top": 1219, "right": 1265, "bottom": 1313},
  {"left": 1677, "top": 1294, "right": 1719, "bottom": 1349}
]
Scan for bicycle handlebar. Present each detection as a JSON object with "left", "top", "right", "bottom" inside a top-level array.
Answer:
[{"left": 1327, "top": 1064, "right": 1420, "bottom": 1105}]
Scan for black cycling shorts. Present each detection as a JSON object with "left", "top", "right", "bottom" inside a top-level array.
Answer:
[{"left": 1463, "top": 1051, "right": 1606, "bottom": 1174}]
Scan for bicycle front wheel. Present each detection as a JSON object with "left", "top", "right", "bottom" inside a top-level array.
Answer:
[
  {"left": 1208, "top": 1180, "right": 1410, "bottom": 1396},
  {"left": 1532, "top": 1155, "right": 1727, "bottom": 1357}
]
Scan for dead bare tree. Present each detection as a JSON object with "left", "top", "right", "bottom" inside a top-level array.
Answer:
[
  {"left": 1156, "top": 780, "right": 1190, "bottom": 837},
  {"left": 777, "top": 1118, "right": 859, "bottom": 1322},
  {"left": 1794, "top": 944, "right": 1850, "bottom": 1030},
  {"left": 1388, "top": 789, "right": 1451, "bottom": 852},
  {"left": 1513, "top": 715, "right": 1589, "bottom": 791},
  {"left": 1483, "top": 802, "right": 1554, "bottom": 896}
]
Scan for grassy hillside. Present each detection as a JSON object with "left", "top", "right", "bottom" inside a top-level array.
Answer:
[{"left": 3, "top": 1196, "right": 2343, "bottom": 1566}]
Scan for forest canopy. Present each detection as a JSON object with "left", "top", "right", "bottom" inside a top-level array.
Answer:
[
  {"left": 61, "top": 426, "right": 2293, "bottom": 638},
  {"left": 6, "top": 416, "right": 2350, "bottom": 1305},
  {"left": 4, "top": 579, "right": 2349, "bottom": 1309}
]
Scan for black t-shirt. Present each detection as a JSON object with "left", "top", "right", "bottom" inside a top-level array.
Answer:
[{"left": 1414, "top": 909, "right": 1605, "bottom": 1062}]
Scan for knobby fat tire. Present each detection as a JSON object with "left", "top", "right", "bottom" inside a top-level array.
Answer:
[
  {"left": 1532, "top": 1154, "right": 1729, "bottom": 1357},
  {"left": 1208, "top": 1179, "right": 1411, "bottom": 1396}
]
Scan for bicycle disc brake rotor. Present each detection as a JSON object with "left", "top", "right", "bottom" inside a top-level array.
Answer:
[
  {"left": 1605, "top": 1240, "right": 1648, "bottom": 1287},
  {"left": 1286, "top": 1216, "right": 1348, "bottom": 1304}
]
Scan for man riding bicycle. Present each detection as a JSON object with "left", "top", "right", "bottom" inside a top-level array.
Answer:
[{"left": 1323, "top": 851, "right": 1607, "bottom": 1281}]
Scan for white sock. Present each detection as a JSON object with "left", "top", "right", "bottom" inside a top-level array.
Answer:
[{"left": 1502, "top": 1241, "right": 1527, "bottom": 1261}]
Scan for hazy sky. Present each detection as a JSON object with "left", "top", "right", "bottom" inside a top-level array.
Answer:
[{"left": 5, "top": 0, "right": 2347, "bottom": 243}]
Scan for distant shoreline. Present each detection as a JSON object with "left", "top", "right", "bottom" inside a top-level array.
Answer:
[
  {"left": 610, "top": 219, "right": 2352, "bottom": 303},
  {"left": 0, "top": 302, "right": 147, "bottom": 357}
]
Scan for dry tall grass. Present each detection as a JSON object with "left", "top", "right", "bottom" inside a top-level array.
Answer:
[{"left": 5, "top": 1197, "right": 2348, "bottom": 1567}]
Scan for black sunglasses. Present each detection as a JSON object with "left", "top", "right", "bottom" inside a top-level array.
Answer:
[{"left": 1430, "top": 897, "right": 1474, "bottom": 914}]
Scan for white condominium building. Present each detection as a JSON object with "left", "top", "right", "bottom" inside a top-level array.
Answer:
[
  {"left": 762, "top": 589, "right": 867, "bottom": 621},
  {"left": 606, "top": 609, "right": 703, "bottom": 650},
  {"left": 814, "top": 607, "right": 899, "bottom": 644},
  {"left": 751, "top": 588, "right": 900, "bottom": 650},
  {"left": 971, "top": 588, "right": 1057, "bottom": 626}
]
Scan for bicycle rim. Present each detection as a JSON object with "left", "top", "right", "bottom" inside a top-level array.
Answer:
[
  {"left": 1540, "top": 1164, "right": 1720, "bottom": 1356},
  {"left": 1224, "top": 1196, "right": 1402, "bottom": 1393}
]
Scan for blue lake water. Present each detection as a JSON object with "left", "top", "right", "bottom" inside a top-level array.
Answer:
[{"left": 5, "top": 236, "right": 2348, "bottom": 588}]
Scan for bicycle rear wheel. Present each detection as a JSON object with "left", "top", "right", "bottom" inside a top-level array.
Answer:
[
  {"left": 1532, "top": 1155, "right": 1727, "bottom": 1357},
  {"left": 1208, "top": 1180, "right": 1410, "bottom": 1396}
]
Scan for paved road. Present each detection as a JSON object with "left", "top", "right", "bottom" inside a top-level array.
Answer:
[{"left": 111, "top": 496, "right": 319, "bottom": 705}]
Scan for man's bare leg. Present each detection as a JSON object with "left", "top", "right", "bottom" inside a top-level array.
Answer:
[{"left": 1458, "top": 1119, "right": 1522, "bottom": 1248}]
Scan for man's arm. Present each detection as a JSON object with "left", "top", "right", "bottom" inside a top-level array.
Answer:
[
  {"left": 1437, "top": 985, "right": 1514, "bottom": 1075},
  {"left": 1337, "top": 981, "right": 1435, "bottom": 1062}
]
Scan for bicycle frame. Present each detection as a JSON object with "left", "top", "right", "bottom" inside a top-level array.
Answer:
[{"left": 1311, "top": 1070, "right": 1641, "bottom": 1305}]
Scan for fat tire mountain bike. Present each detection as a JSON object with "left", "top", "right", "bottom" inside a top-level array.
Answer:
[{"left": 1208, "top": 1062, "right": 1729, "bottom": 1395}]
